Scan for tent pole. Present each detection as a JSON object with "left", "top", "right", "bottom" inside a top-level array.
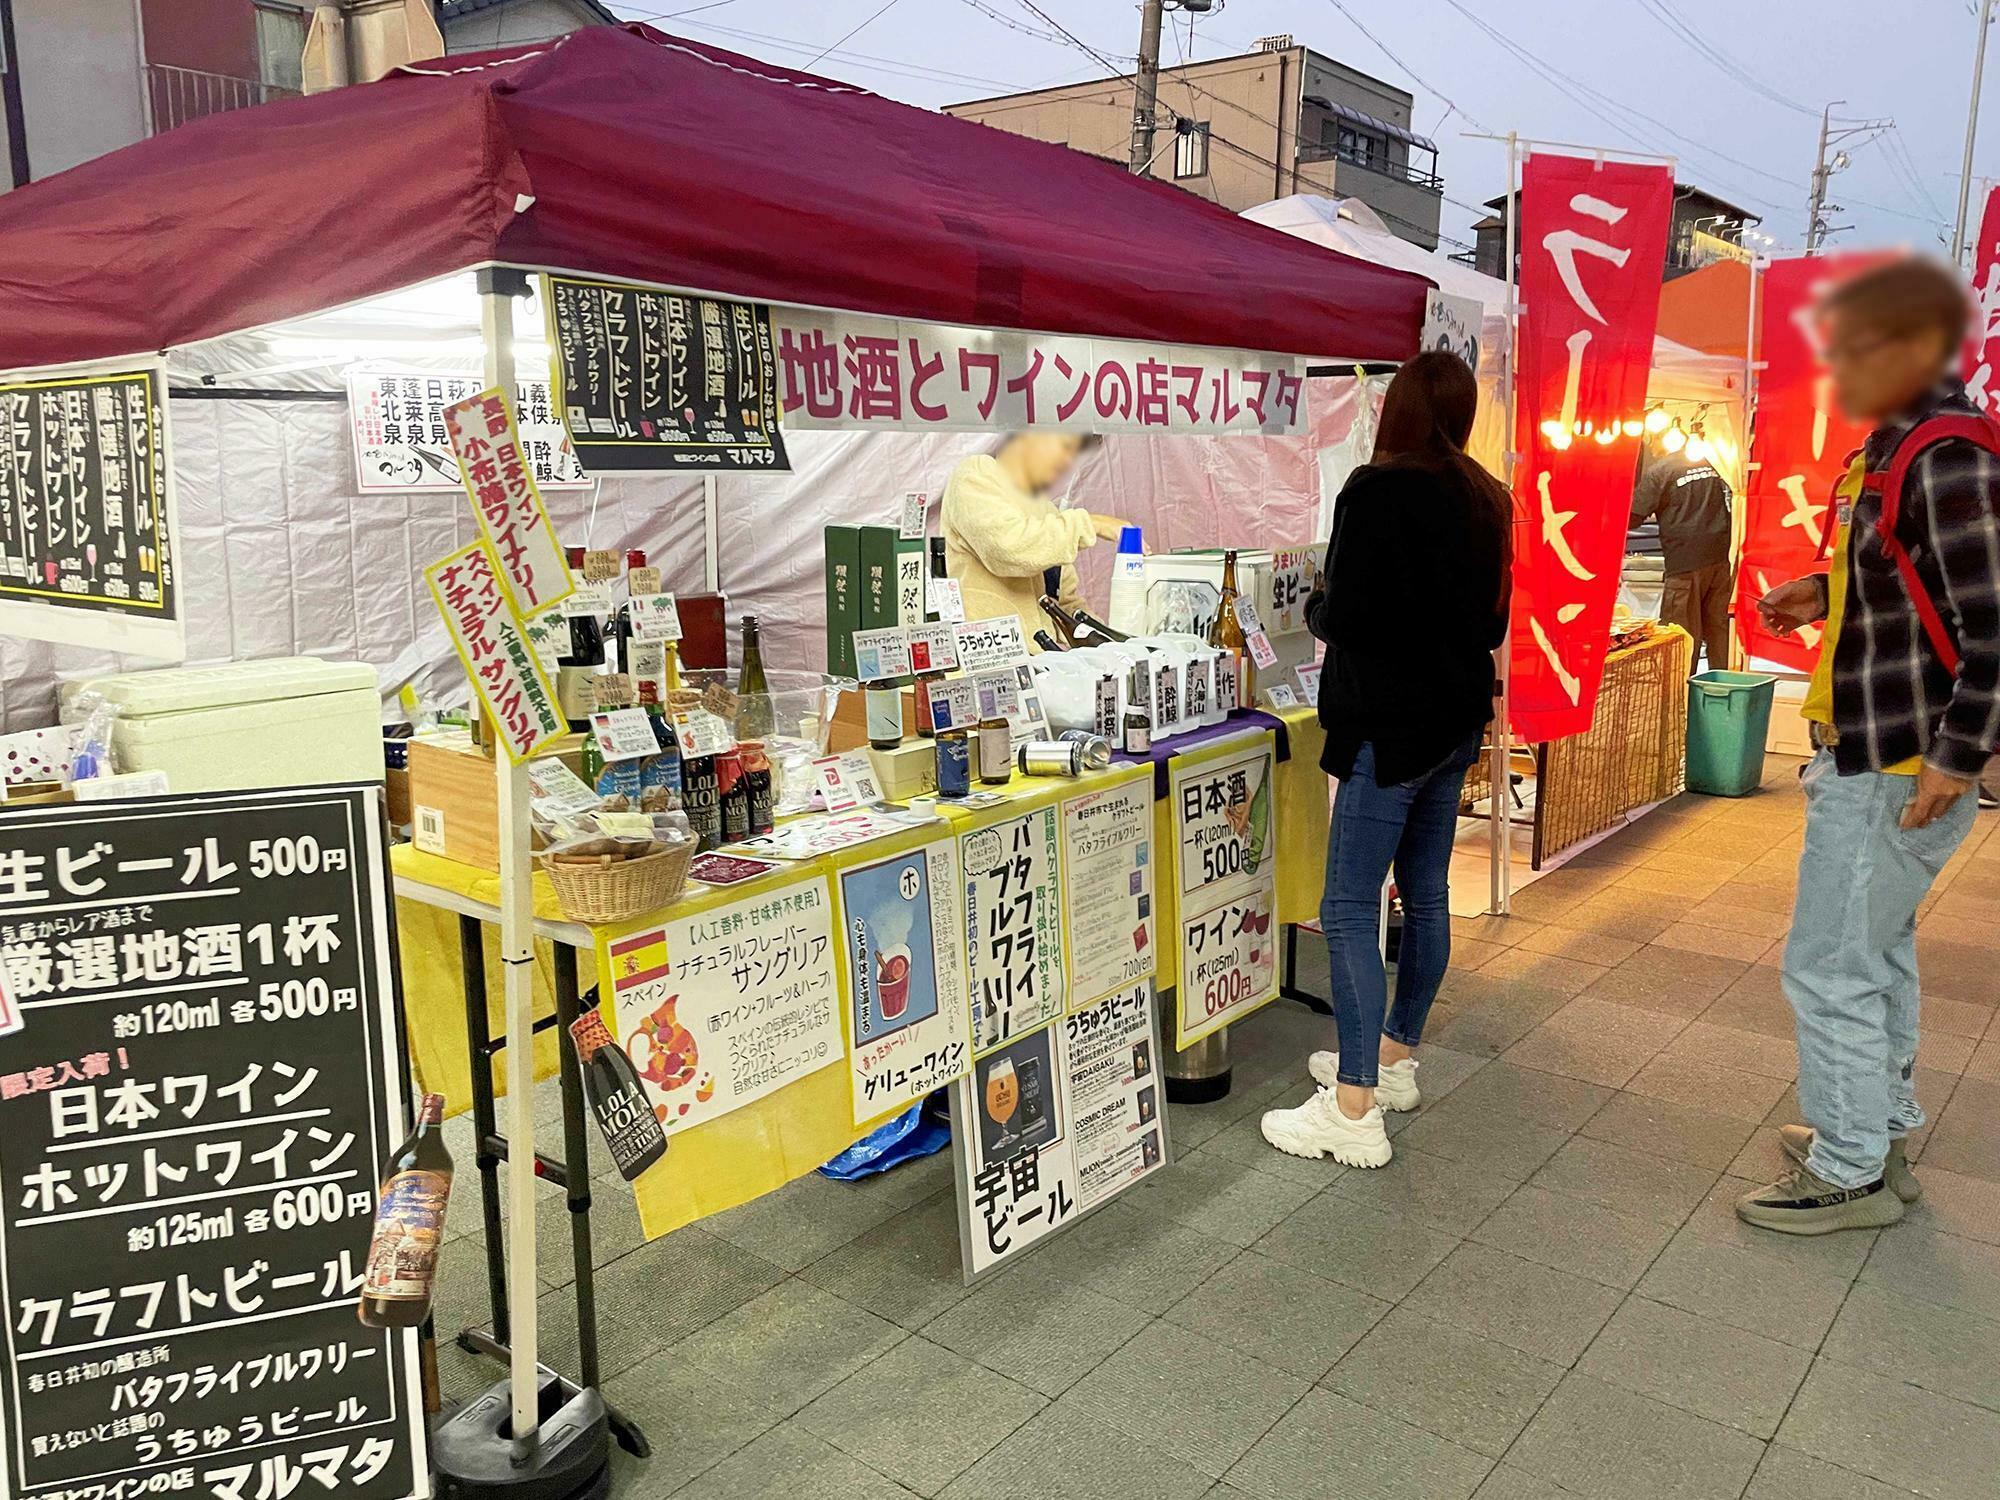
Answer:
[
  {"left": 703, "top": 474, "right": 719, "bottom": 593},
  {"left": 1733, "top": 258, "right": 1762, "bottom": 670},
  {"left": 1491, "top": 132, "right": 1520, "bottom": 918},
  {"left": 479, "top": 271, "right": 541, "bottom": 1458}
]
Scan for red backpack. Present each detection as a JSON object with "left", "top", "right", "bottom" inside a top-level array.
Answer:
[{"left": 1858, "top": 412, "right": 2000, "bottom": 674}]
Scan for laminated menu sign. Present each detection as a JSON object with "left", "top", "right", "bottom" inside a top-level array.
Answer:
[
  {"left": 950, "top": 984, "right": 1167, "bottom": 1279},
  {"left": 0, "top": 787, "right": 427, "bottom": 1500},
  {"left": 837, "top": 840, "right": 970, "bottom": 1124},
  {"left": 1268, "top": 547, "right": 1315, "bottom": 635},
  {"left": 423, "top": 539, "right": 565, "bottom": 764},
  {"left": 952, "top": 617, "right": 1027, "bottom": 673},
  {"left": 443, "top": 387, "right": 574, "bottom": 617},
  {"left": 543, "top": 274, "right": 788, "bottom": 472},
  {"left": 1170, "top": 741, "right": 1278, "bottom": 1047},
  {"left": 0, "top": 362, "right": 183, "bottom": 661},
  {"left": 1060, "top": 777, "right": 1156, "bottom": 1006},
  {"left": 346, "top": 368, "right": 585, "bottom": 491},
  {"left": 961, "top": 808, "right": 1065, "bottom": 1055},
  {"left": 596, "top": 876, "right": 843, "bottom": 1139}
]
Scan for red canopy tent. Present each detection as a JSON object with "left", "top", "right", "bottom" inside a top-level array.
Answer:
[{"left": 0, "top": 24, "right": 1430, "bottom": 371}]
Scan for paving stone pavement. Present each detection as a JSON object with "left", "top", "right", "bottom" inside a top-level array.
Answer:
[{"left": 433, "top": 756, "right": 2000, "bottom": 1498}]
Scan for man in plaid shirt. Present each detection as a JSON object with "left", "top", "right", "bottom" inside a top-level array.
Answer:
[{"left": 1743, "top": 258, "right": 1999, "bottom": 1236}]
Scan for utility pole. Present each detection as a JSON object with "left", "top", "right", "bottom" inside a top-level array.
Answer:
[
  {"left": 1807, "top": 102, "right": 1892, "bottom": 253},
  {"left": 0, "top": 0, "right": 31, "bottom": 190},
  {"left": 1128, "top": 0, "right": 1165, "bottom": 175},
  {"left": 1952, "top": 0, "right": 1997, "bottom": 264}
]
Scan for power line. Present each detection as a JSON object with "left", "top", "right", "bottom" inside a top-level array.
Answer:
[
  {"left": 1316, "top": 0, "right": 1493, "bottom": 134},
  {"left": 802, "top": 0, "right": 902, "bottom": 69},
  {"left": 1627, "top": 0, "right": 1818, "bottom": 116},
  {"left": 1011, "top": 0, "right": 1129, "bottom": 77},
  {"left": 650, "top": 16, "right": 1031, "bottom": 92}
]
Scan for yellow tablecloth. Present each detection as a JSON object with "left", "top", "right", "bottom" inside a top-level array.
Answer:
[{"left": 392, "top": 706, "right": 1330, "bottom": 1240}]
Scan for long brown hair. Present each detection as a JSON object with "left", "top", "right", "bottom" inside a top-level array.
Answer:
[{"left": 1370, "top": 350, "right": 1514, "bottom": 605}]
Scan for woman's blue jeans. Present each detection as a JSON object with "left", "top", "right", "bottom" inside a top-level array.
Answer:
[{"left": 1321, "top": 736, "right": 1481, "bottom": 1087}]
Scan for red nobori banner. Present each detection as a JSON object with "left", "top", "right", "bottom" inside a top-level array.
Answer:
[
  {"left": 1964, "top": 184, "right": 2000, "bottom": 416},
  {"left": 771, "top": 310, "right": 1307, "bottom": 436},
  {"left": 1732, "top": 255, "right": 1882, "bottom": 672},
  {"left": 1510, "top": 153, "right": 1673, "bottom": 740}
]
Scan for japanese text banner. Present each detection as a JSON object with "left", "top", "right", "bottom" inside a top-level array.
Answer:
[
  {"left": 772, "top": 310, "right": 1307, "bottom": 436},
  {"left": 1732, "top": 255, "right": 1881, "bottom": 672},
  {"left": 1965, "top": 184, "right": 2000, "bottom": 418},
  {"left": 1511, "top": 154, "right": 1674, "bottom": 740}
]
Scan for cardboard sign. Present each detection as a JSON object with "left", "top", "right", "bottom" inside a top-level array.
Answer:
[
  {"left": 591, "top": 672, "right": 636, "bottom": 709},
  {"left": 581, "top": 548, "right": 622, "bottom": 583},
  {"left": 591, "top": 707, "right": 659, "bottom": 763},
  {"left": 443, "top": 387, "right": 575, "bottom": 616},
  {"left": 852, "top": 626, "right": 914, "bottom": 681},
  {"left": 425, "top": 539, "right": 566, "bottom": 763},
  {"left": 628, "top": 565, "right": 662, "bottom": 595}
]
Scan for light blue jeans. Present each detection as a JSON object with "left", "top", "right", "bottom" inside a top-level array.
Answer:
[{"left": 1784, "top": 750, "right": 1977, "bottom": 1188}]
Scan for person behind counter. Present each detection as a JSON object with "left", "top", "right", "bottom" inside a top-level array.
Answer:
[
  {"left": 1261, "top": 351, "right": 1512, "bottom": 1170},
  {"left": 940, "top": 433, "right": 1128, "bottom": 650},
  {"left": 1630, "top": 430, "right": 1734, "bottom": 672}
]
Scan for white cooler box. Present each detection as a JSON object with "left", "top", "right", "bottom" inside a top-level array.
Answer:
[{"left": 65, "top": 658, "right": 383, "bottom": 794}]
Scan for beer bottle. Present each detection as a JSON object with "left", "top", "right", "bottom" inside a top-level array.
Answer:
[{"left": 358, "top": 1093, "right": 453, "bottom": 1329}]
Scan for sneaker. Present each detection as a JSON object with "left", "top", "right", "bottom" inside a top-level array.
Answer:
[
  {"left": 1260, "top": 1089, "right": 1393, "bottom": 1168},
  {"left": 1307, "top": 1051, "right": 1421, "bottom": 1111},
  {"left": 1978, "top": 785, "right": 1999, "bottom": 810},
  {"left": 1735, "top": 1163, "right": 1905, "bottom": 1235},
  {"left": 1779, "top": 1125, "right": 1921, "bottom": 1203}
]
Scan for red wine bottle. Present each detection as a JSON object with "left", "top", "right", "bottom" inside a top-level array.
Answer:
[{"left": 358, "top": 1093, "right": 453, "bottom": 1328}]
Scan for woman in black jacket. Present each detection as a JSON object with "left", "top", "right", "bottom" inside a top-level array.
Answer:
[{"left": 1262, "top": 351, "right": 1513, "bottom": 1169}]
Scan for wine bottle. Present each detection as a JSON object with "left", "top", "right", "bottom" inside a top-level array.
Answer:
[
  {"left": 358, "top": 1093, "right": 453, "bottom": 1329},
  {"left": 1072, "top": 608, "right": 1130, "bottom": 643},
  {"left": 1038, "top": 595, "right": 1081, "bottom": 647},
  {"left": 570, "top": 1011, "right": 668, "bottom": 1180},
  {"left": 926, "top": 537, "right": 948, "bottom": 620},
  {"left": 1032, "top": 630, "right": 1068, "bottom": 653},
  {"left": 612, "top": 548, "right": 647, "bottom": 678},
  {"left": 736, "top": 615, "right": 775, "bottom": 740},
  {"left": 557, "top": 546, "right": 607, "bottom": 729}
]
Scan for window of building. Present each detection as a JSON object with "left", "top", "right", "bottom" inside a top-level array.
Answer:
[
  {"left": 1336, "top": 125, "right": 1380, "bottom": 169},
  {"left": 256, "top": 4, "right": 309, "bottom": 93},
  {"left": 1174, "top": 121, "right": 1209, "bottom": 180}
]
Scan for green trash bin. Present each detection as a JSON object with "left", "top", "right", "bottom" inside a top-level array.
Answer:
[{"left": 1686, "top": 670, "right": 1778, "bottom": 796}]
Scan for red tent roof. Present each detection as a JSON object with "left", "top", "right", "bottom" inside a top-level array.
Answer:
[{"left": 0, "top": 25, "right": 1429, "bottom": 372}]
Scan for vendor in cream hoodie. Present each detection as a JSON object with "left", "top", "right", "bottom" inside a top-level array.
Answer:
[{"left": 940, "top": 433, "right": 1128, "bottom": 650}]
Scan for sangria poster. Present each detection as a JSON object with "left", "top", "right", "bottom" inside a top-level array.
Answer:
[
  {"left": 838, "top": 838, "right": 971, "bottom": 1125},
  {"left": 598, "top": 875, "right": 844, "bottom": 1139}
]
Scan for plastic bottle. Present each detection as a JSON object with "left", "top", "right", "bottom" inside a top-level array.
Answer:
[{"left": 1106, "top": 524, "right": 1149, "bottom": 637}]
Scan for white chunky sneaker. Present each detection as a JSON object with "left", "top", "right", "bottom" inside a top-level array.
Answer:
[
  {"left": 1307, "top": 1051, "right": 1421, "bottom": 1111},
  {"left": 1260, "top": 1089, "right": 1393, "bottom": 1168}
]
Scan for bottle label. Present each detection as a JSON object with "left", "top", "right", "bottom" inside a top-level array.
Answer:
[
  {"left": 593, "top": 1076, "right": 667, "bottom": 1179},
  {"left": 364, "top": 1169, "right": 449, "bottom": 1301}
]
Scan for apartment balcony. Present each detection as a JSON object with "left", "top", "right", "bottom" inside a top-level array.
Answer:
[
  {"left": 1296, "top": 140, "right": 1444, "bottom": 193},
  {"left": 144, "top": 64, "right": 297, "bottom": 135}
]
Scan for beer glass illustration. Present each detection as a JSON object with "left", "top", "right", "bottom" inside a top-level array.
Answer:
[{"left": 984, "top": 1055, "right": 1021, "bottom": 1154}]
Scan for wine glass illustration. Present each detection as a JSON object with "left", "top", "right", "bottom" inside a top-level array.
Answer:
[{"left": 984, "top": 1056, "right": 1021, "bottom": 1155}]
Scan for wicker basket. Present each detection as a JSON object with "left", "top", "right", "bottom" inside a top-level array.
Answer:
[{"left": 540, "top": 840, "right": 694, "bottom": 925}]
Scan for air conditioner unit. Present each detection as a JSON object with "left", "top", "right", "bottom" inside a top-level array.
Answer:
[{"left": 1253, "top": 34, "right": 1295, "bottom": 53}]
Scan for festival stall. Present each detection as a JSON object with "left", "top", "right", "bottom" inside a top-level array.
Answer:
[{"left": 0, "top": 21, "right": 1433, "bottom": 1483}]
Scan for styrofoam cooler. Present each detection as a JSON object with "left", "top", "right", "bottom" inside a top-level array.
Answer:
[{"left": 65, "top": 657, "right": 384, "bottom": 794}]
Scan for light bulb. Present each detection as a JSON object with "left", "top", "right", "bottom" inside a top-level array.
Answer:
[
  {"left": 1644, "top": 408, "right": 1672, "bottom": 434},
  {"left": 1660, "top": 426, "right": 1687, "bottom": 454}
]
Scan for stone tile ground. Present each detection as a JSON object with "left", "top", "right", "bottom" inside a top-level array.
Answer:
[{"left": 434, "top": 756, "right": 2000, "bottom": 1498}]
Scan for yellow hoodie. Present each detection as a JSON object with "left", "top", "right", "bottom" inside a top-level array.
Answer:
[{"left": 939, "top": 454, "right": 1097, "bottom": 650}]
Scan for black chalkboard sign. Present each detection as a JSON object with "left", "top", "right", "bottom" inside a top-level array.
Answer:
[
  {"left": 0, "top": 786, "right": 426, "bottom": 1500},
  {"left": 0, "top": 364, "right": 183, "bottom": 659},
  {"left": 543, "top": 274, "right": 789, "bottom": 473}
]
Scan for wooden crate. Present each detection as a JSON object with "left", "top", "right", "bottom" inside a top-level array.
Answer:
[{"left": 406, "top": 735, "right": 587, "bottom": 872}]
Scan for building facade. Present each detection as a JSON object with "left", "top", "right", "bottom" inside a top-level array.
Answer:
[
  {"left": 1468, "top": 182, "right": 1760, "bottom": 281},
  {"left": 944, "top": 35, "right": 1445, "bottom": 249},
  {"left": 0, "top": 0, "right": 610, "bottom": 194}
]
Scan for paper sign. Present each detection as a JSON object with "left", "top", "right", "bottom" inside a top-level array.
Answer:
[
  {"left": 1233, "top": 596, "right": 1264, "bottom": 635},
  {"left": 1294, "top": 663, "right": 1322, "bottom": 706},
  {"left": 814, "top": 749, "right": 882, "bottom": 813},
  {"left": 971, "top": 671, "right": 1020, "bottom": 721},
  {"left": 563, "top": 582, "right": 612, "bottom": 618},
  {"left": 591, "top": 707, "right": 658, "bottom": 763},
  {"left": 701, "top": 681, "right": 740, "bottom": 721},
  {"left": 928, "top": 578, "right": 966, "bottom": 623},
  {"left": 727, "top": 807, "right": 926, "bottom": 861},
  {"left": 628, "top": 566, "right": 662, "bottom": 595},
  {"left": 0, "top": 964, "right": 19, "bottom": 1039},
  {"left": 522, "top": 609, "right": 569, "bottom": 676},
  {"left": 627, "top": 640, "right": 668, "bottom": 701},
  {"left": 839, "top": 839, "right": 972, "bottom": 1123},
  {"left": 852, "top": 626, "right": 913, "bottom": 681},
  {"left": 1215, "top": 655, "right": 1239, "bottom": 714},
  {"left": 71, "top": 770, "right": 171, "bottom": 802},
  {"left": 929, "top": 678, "right": 980, "bottom": 733},
  {"left": 900, "top": 492, "right": 928, "bottom": 540},
  {"left": 1185, "top": 656, "right": 1211, "bottom": 724},
  {"left": 1248, "top": 630, "right": 1279, "bottom": 670},
  {"left": 907, "top": 622, "right": 961, "bottom": 674},
  {"left": 1268, "top": 548, "right": 1314, "bottom": 634},
  {"left": 962, "top": 806, "right": 1066, "bottom": 1054},
  {"left": 1061, "top": 777, "right": 1156, "bottom": 1005},
  {"left": 599, "top": 876, "right": 841, "bottom": 1139},
  {"left": 582, "top": 549, "right": 622, "bottom": 583},
  {"left": 954, "top": 616, "right": 1028, "bottom": 672},
  {"left": 444, "top": 387, "right": 575, "bottom": 615},
  {"left": 1261, "top": 684, "right": 1299, "bottom": 709},
  {"left": 528, "top": 759, "right": 601, "bottom": 821},
  {"left": 1094, "top": 675, "right": 1120, "bottom": 740},
  {"left": 673, "top": 708, "right": 735, "bottom": 758},
  {"left": 1170, "top": 741, "right": 1279, "bottom": 1047},
  {"left": 348, "top": 367, "right": 586, "bottom": 491},
  {"left": 594, "top": 811, "right": 656, "bottom": 837},
  {"left": 425, "top": 538, "right": 566, "bottom": 763},
  {"left": 687, "top": 852, "right": 780, "bottom": 886},
  {"left": 629, "top": 593, "right": 683, "bottom": 642},
  {"left": 592, "top": 672, "right": 635, "bottom": 709}
]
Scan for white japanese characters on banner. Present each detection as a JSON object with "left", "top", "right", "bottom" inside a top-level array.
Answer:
[
  {"left": 961, "top": 807, "right": 1065, "bottom": 1055},
  {"left": 1060, "top": 777, "right": 1155, "bottom": 1006},
  {"left": 0, "top": 787, "right": 428, "bottom": 1500},
  {"left": 346, "top": 368, "right": 585, "bottom": 491},
  {"left": 423, "top": 540, "right": 565, "bottom": 763},
  {"left": 1171, "top": 741, "right": 1278, "bottom": 1048},
  {"left": 838, "top": 839, "right": 971, "bottom": 1124},
  {"left": 443, "top": 387, "right": 574, "bottom": 617},
  {"left": 596, "top": 877, "right": 843, "bottom": 1139},
  {"left": 952, "top": 979, "right": 1167, "bottom": 1278},
  {"left": 773, "top": 310, "right": 1307, "bottom": 436}
]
